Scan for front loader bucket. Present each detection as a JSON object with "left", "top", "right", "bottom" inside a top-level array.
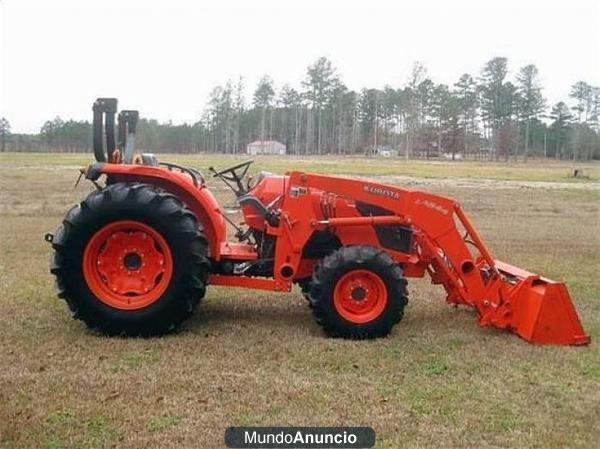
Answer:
[{"left": 489, "top": 261, "right": 590, "bottom": 345}]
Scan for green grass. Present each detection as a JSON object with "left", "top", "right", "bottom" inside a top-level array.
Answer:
[
  {"left": 422, "top": 357, "right": 449, "bottom": 376},
  {"left": 1, "top": 151, "right": 600, "bottom": 182},
  {"left": 0, "top": 152, "right": 598, "bottom": 448},
  {"left": 147, "top": 414, "right": 182, "bottom": 433}
]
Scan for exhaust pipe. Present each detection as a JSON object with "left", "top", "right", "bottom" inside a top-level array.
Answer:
[
  {"left": 117, "top": 110, "right": 139, "bottom": 163},
  {"left": 92, "top": 98, "right": 118, "bottom": 162}
]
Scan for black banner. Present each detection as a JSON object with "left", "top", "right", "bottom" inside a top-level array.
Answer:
[{"left": 224, "top": 427, "right": 375, "bottom": 448}]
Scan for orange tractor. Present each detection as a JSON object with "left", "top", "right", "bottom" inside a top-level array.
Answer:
[{"left": 47, "top": 99, "right": 589, "bottom": 345}]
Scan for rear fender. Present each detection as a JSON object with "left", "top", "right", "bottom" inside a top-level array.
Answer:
[{"left": 85, "top": 163, "right": 226, "bottom": 259}]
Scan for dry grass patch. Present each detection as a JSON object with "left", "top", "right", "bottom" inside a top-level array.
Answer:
[{"left": 0, "top": 154, "right": 598, "bottom": 448}]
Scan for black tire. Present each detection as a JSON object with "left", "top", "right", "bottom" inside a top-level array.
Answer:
[
  {"left": 295, "top": 278, "right": 313, "bottom": 304},
  {"left": 50, "top": 182, "right": 210, "bottom": 336},
  {"left": 309, "top": 245, "right": 408, "bottom": 339}
]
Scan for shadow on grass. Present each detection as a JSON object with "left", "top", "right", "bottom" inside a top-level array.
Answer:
[{"left": 183, "top": 299, "right": 320, "bottom": 336}]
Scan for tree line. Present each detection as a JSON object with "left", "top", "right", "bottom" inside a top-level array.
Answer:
[{"left": 1, "top": 57, "right": 599, "bottom": 160}]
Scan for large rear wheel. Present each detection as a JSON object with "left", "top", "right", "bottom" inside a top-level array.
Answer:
[
  {"left": 50, "top": 182, "right": 210, "bottom": 336},
  {"left": 309, "top": 246, "right": 408, "bottom": 339},
  {"left": 295, "top": 278, "right": 313, "bottom": 304}
]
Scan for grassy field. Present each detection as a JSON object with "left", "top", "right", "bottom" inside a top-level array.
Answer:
[
  {"left": 2, "top": 151, "right": 600, "bottom": 183},
  {"left": 0, "top": 152, "right": 599, "bottom": 449}
]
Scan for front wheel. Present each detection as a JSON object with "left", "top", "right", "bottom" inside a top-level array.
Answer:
[
  {"left": 50, "top": 182, "right": 210, "bottom": 336},
  {"left": 309, "top": 246, "right": 408, "bottom": 339}
]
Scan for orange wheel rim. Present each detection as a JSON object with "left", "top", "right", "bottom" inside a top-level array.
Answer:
[
  {"left": 333, "top": 269, "right": 388, "bottom": 324},
  {"left": 83, "top": 220, "right": 173, "bottom": 310}
]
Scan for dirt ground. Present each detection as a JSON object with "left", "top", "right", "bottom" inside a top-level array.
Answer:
[{"left": 1, "top": 153, "right": 599, "bottom": 449}]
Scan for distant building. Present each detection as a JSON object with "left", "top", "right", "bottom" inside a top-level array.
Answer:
[
  {"left": 366, "top": 146, "right": 393, "bottom": 158},
  {"left": 247, "top": 140, "right": 286, "bottom": 155}
]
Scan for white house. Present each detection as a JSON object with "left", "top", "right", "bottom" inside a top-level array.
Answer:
[{"left": 246, "top": 140, "right": 286, "bottom": 156}]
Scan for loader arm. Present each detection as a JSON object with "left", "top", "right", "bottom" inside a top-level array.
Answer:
[{"left": 277, "top": 172, "right": 589, "bottom": 346}]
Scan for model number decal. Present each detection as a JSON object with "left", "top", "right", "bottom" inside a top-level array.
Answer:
[
  {"left": 415, "top": 199, "right": 449, "bottom": 215},
  {"left": 363, "top": 184, "right": 400, "bottom": 199}
]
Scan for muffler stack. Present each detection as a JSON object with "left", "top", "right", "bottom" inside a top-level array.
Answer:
[
  {"left": 92, "top": 98, "right": 118, "bottom": 162},
  {"left": 92, "top": 98, "right": 139, "bottom": 163}
]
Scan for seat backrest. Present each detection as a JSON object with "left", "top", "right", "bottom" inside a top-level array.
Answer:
[{"left": 238, "top": 194, "right": 268, "bottom": 218}]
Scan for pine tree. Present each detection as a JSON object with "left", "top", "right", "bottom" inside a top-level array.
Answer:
[
  {"left": 516, "top": 64, "right": 545, "bottom": 162},
  {"left": 0, "top": 118, "right": 11, "bottom": 152}
]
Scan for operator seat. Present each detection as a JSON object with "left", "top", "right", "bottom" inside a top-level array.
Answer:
[
  {"left": 238, "top": 194, "right": 279, "bottom": 226},
  {"left": 238, "top": 194, "right": 269, "bottom": 218}
]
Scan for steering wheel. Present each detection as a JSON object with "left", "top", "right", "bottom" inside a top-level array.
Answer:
[
  {"left": 208, "top": 160, "right": 254, "bottom": 196},
  {"left": 209, "top": 160, "right": 253, "bottom": 177}
]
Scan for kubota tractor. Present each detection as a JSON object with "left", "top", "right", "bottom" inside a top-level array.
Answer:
[{"left": 47, "top": 99, "right": 590, "bottom": 345}]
